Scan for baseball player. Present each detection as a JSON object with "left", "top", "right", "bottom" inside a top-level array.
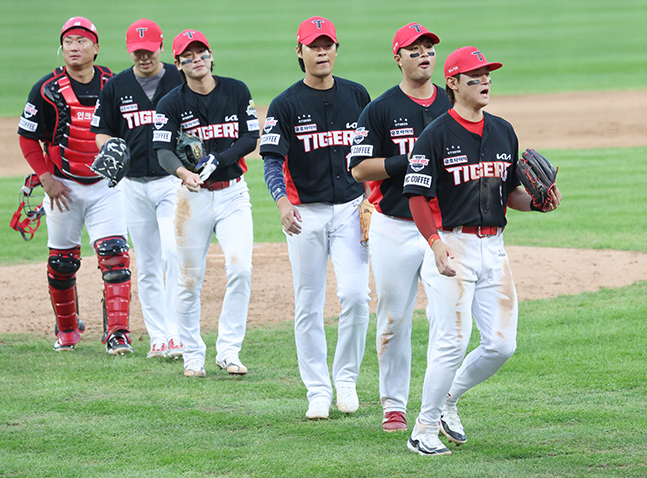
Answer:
[
  {"left": 349, "top": 22, "right": 451, "bottom": 432},
  {"left": 91, "top": 19, "right": 184, "bottom": 359},
  {"left": 17, "top": 17, "right": 133, "bottom": 355},
  {"left": 153, "top": 29, "right": 260, "bottom": 377},
  {"left": 260, "top": 17, "right": 371, "bottom": 419},
  {"left": 402, "top": 46, "right": 561, "bottom": 455}
]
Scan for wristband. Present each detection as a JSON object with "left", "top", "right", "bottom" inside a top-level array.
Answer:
[
  {"left": 428, "top": 233, "right": 440, "bottom": 248},
  {"left": 384, "top": 154, "right": 409, "bottom": 177}
]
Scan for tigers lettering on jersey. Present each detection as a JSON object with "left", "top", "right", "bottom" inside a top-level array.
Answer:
[
  {"left": 186, "top": 122, "right": 240, "bottom": 140},
  {"left": 446, "top": 161, "right": 511, "bottom": 185},
  {"left": 297, "top": 129, "right": 355, "bottom": 153}
]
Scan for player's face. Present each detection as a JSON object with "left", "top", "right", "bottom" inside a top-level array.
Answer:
[
  {"left": 396, "top": 38, "right": 436, "bottom": 83},
  {"left": 298, "top": 37, "right": 337, "bottom": 79},
  {"left": 130, "top": 47, "right": 163, "bottom": 78},
  {"left": 175, "top": 44, "right": 213, "bottom": 80},
  {"left": 61, "top": 35, "right": 98, "bottom": 69},
  {"left": 452, "top": 66, "right": 492, "bottom": 109}
]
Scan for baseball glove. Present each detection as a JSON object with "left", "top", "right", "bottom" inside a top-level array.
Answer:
[
  {"left": 176, "top": 130, "right": 207, "bottom": 172},
  {"left": 518, "top": 148, "right": 558, "bottom": 211},
  {"left": 358, "top": 198, "right": 375, "bottom": 246},
  {"left": 89, "top": 138, "right": 131, "bottom": 187}
]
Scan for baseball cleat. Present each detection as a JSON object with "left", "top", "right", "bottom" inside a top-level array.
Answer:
[
  {"left": 184, "top": 360, "right": 206, "bottom": 377},
  {"left": 306, "top": 400, "right": 330, "bottom": 420},
  {"left": 106, "top": 330, "right": 133, "bottom": 355},
  {"left": 440, "top": 401, "right": 467, "bottom": 445},
  {"left": 382, "top": 411, "right": 408, "bottom": 432},
  {"left": 407, "top": 419, "right": 452, "bottom": 456},
  {"left": 167, "top": 338, "right": 184, "bottom": 359},
  {"left": 53, "top": 339, "right": 75, "bottom": 352},
  {"left": 336, "top": 386, "right": 359, "bottom": 413},
  {"left": 216, "top": 356, "right": 247, "bottom": 375},
  {"left": 146, "top": 342, "right": 167, "bottom": 359}
]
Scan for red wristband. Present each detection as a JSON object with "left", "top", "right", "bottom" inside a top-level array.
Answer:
[{"left": 428, "top": 233, "right": 440, "bottom": 248}]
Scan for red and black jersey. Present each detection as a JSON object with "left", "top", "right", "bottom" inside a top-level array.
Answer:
[
  {"left": 403, "top": 111, "right": 521, "bottom": 228},
  {"left": 18, "top": 65, "right": 113, "bottom": 183},
  {"left": 152, "top": 76, "right": 260, "bottom": 181},
  {"left": 348, "top": 85, "right": 451, "bottom": 218},
  {"left": 91, "top": 63, "right": 182, "bottom": 177},
  {"left": 259, "top": 77, "right": 370, "bottom": 205}
]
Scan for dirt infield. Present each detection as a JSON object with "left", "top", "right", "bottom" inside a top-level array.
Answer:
[{"left": 2, "top": 90, "right": 647, "bottom": 340}]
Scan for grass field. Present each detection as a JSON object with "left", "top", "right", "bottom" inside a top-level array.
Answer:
[
  {"left": 1, "top": 0, "right": 647, "bottom": 476},
  {"left": 1, "top": 0, "right": 646, "bottom": 114}
]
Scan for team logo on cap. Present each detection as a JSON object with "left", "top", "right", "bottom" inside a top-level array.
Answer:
[
  {"left": 311, "top": 19, "right": 325, "bottom": 29},
  {"left": 184, "top": 31, "right": 196, "bottom": 39},
  {"left": 136, "top": 27, "right": 148, "bottom": 38},
  {"left": 472, "top": 50, "right": 485, "bottom": 61},
  {"left": 409, "top": 24, "right": 423, "bottom": 32}
]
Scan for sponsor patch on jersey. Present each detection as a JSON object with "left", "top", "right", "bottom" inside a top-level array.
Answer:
[
  {"left": 263, "top": 116, "right": 277, "bottom": 133},
  {"left": 295, "top": 124, "right": 317, "bottom": 134},
  {"left": 90, "top": 114, "right": 100, "bottom": 127},
  {"left": 404, "top": 173, "right": 432, "bottom": 188},
  {"left": 23, "top": 102, "right": 37, "bottom": 118},
  {"left": 180, "top": 118, "right": 200, "bottom": 130},
  {"left": 496, "top": 152, "right": 512, "bottom": 162},
  {"left": 260, "top": 134, "right": 280, "bottom": 146},
  {"left": 346, "top": 122, "right": 357, "bottom": 130},
  {"left": 390, "top": 128, "right": 414, "bottom": 137},
  {"left": 153, "top": 130, "right": 172, "bottom": 142},
  {"left": 350, "top": 144, "right": 373, "bottom": 157},
  {"left": 444, "top": 155, "right": 468, "bottom": 166},
  {"left": 120, "top": 104, "right": 138, "bottom": 113},
  {"left": 353, "top": 127, "right": 369, "bottom": 144},
  {"left": 247, "top": 119, "right": 260, "bottom": 131},
  {"left": 247, "top": 100, "right": 258, "bottom": 118},
  {"left": 19, "top": 116, "right": 37, "bottom": 132},
  {"left": 225, "top": 115, "right": 238, "bottom": 122},
  {"left": 409, "top": 155, "right": 429, "bottom": 172},
  {"left": 154, "top": 113, "right": 169, "bottom": 130}
]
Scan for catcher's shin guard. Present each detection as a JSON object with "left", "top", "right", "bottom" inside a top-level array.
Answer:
[
  {"left": 95, "top": 237, "right": 132, "bottom": 342},
  {"left": 48, "top": 247, "right": 83, "bottom": 346}
]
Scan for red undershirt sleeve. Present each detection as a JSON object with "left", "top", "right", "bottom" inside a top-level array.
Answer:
[
  {"left": 408, "top": 195, "right": 439, "bottom": 242},
  {"left": 19, "top": 136, "right": 50, "bottom": 177}
]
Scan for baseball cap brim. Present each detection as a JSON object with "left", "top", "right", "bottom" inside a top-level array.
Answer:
[
  {"left": 299, "top": 32, "right": 337, "bottom": 46},
  {"left": 127, "top": 41, "right": 161, "bottom": 53}
]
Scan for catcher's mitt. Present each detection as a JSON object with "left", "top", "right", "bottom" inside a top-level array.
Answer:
[
  {"left": 358, "top": 198, "right": 375, "bottom": 246},
  {"left": 518, "top": 148, "right": 558, "bottom": 211},
  {"left": 176, "top": 130, "right": 207, "bottom": 172},
  {"left": 89, "top": 138, "right": 131, "bottom": 187}
]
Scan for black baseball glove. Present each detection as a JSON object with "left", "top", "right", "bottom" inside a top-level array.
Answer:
[
  {"left": 176, "top": 130, "right": 207, "bottom": 172},
  {"left": 89, "top": 138, "right": 131, "bottom": 187},
  {"left": 517, "top": 148, "right": 558, "bottom": 211}
]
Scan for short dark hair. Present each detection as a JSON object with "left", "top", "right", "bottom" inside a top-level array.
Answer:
[
  {"left": 445, "top": 74, "right": 461, "bottom": 104},
  {"left": 297, "top": 42, "right": 340, "bottom": 73}
]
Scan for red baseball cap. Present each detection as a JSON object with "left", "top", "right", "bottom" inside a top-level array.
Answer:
[
  {"left": 392, "top": 22, "right": 439, "bottom": 55},
  {"left": 126, "top": 19, "right": 163, "bottom": 53},
  {"left": 297, "top": 16, "right": 337, "bottom": 45},
  {"left": 172, "top": 29, "right": 210, "bottom": 57},
  {"left": 444, "top": 46, "right": 503, "bottom": 78},
  {"left": 60, "top": 16, "right": 98, "bottom": 44}
]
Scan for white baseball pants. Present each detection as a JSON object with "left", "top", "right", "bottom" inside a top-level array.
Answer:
[
  {"left": 369, "top": 211, "right": 436, "bottom": 413},
  {"left": 417, "top": 229, "right": 518, "bottom": 426},
  {"left": 286, "top": 195, "right": 370, "bottom": 405},
  {"left": 120, "top": 176, "right": 181, "bottom": 346},
  {"left": 174, "top": 179, "right": 253, "bottom": 369}
]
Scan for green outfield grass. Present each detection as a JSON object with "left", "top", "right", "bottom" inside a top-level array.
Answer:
[
  {"left": 1, "top": 0, "right": 646, "bottom": 115},
  {"left": 1, "top": 282, "right": 646, "bottom": 477}
]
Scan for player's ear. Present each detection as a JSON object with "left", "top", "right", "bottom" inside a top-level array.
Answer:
[
  {"left": 160, "top": 42, "right": 164, "bottom": 53},
  {"left": 296, "top": 44, "right": 303, "bottom": 59}
]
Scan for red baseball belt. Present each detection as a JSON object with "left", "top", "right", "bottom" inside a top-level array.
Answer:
[{"left": 200, "top": 176, "right": 241, "bottom": 191}]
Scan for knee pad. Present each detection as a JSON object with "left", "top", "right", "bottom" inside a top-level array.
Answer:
[
  {"left": 95, "top": 236, "right": 131, "bottom": 283},
  {"left": 95, "top": 237, "right": 131, "bottom": 341},
  {"left": 48, "top": 247, "right": 81, "bottom": 289},
  {"left": 47, "top": 247, "right": 82, "bottom": 335}
]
